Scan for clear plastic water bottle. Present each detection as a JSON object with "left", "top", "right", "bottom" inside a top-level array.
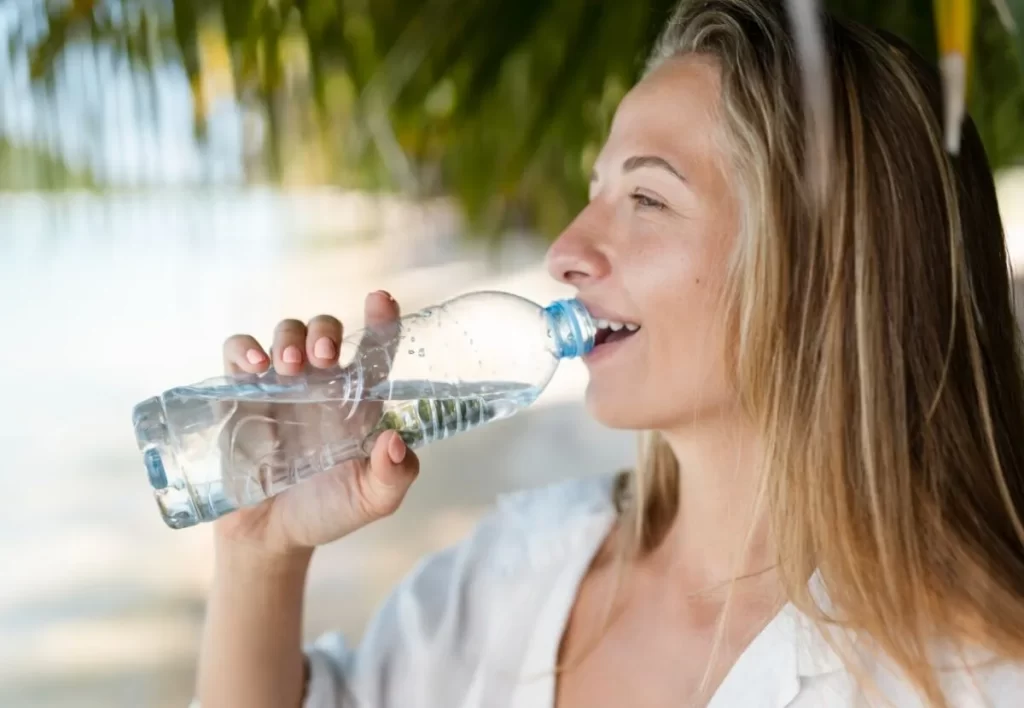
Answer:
[{"left": 132, "top": 291, "right": 595, "bottom": 529}]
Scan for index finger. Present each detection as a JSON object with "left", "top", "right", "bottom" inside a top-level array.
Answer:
[
  {"left": 223, "top": 334, "right": 270, "bottom": 376},
  {"left": 345, "top": 291, "right": 401, "bottom": 392}
]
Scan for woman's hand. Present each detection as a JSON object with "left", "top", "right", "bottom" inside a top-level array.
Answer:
[{"left": 213, "top": 291, "right": 421, "bottom": 561}]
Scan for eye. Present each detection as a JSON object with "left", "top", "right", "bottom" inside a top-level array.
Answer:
[{"left": 630, "top": 191, "right": 667, "bottom": 211}]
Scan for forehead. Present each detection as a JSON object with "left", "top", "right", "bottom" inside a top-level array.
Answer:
[{"left": 601, "top": 55, "right": 723, "bottom": 166}]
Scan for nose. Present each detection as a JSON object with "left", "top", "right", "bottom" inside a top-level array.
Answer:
[{"left": 545, "top": 207, "right": 611, "bottom": 287}]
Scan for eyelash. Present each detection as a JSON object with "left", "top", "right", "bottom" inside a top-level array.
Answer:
[{"left": 630, "top": 191, "right": 667, "bottom": 211}]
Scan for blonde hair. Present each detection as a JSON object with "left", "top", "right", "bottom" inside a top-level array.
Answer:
[{"left": 610, "top": 1, "right": 1024, "bottom": 704}]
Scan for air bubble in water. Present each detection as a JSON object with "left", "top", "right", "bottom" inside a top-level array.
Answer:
[
  {"left": 418, "top": 348, "right": 425, "bottom": 357},
  {"left": 408, "top": 349, "right": 415, "bottom": 355}
]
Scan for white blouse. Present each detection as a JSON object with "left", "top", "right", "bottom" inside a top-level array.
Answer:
[{"left": 197, "top": 475, "right": 1024, "bottom": 707}]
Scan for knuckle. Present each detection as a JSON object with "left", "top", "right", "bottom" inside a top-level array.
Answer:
[
  {"left": 274, "top": 318, "right": 306, "bottom": 336},
  {"left": 365, "top": 493, "right": 401, "bottom": 519},
  {"left": 223, "top": 333, "right": 253, "bottom": 352},
  {"left": 308, "top": 314, "right": 342, "bottom": 330},
  {"left": 356, "top": 478, "right": 401, "bottom": 520}
]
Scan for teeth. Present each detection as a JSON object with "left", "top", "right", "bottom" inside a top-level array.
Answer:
[{"left": 594, "top": 318, "right": 640, "bottom": 332}]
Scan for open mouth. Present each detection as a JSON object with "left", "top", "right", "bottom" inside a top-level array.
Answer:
[{"left": 592, "top": 317, "right": 641, "bottom": 348}]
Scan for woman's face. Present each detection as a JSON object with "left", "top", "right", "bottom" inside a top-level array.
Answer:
[{"left": 546, "top": 55, "right": 742, "bottom": 431}]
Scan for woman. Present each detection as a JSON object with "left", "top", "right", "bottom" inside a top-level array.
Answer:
[{"left": 195, "top": 1, "right": 1024, "bottom": 706}]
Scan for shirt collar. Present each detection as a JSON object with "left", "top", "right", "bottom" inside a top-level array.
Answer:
[{"left": 790, "top": 570, "right": 848, "bottom": 678}]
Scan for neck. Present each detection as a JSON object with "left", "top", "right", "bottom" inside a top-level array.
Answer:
[{"left": 648, "top": 413, "right": 775, "bottom": 592}]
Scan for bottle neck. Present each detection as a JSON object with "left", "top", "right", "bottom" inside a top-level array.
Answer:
[{"left": 544, "top": 298, "right": 596, "bottom": 359}]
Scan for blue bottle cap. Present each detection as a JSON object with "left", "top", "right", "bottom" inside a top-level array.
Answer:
[{"left": 544, "top": 298, "right": 596, "bottom": 359}]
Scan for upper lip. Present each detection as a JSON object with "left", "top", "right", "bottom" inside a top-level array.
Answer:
[{"left": 577, "top": 298, "right": 640, "bottom": 326}]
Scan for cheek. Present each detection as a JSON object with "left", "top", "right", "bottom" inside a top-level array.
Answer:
[
  {"left": 648, "top": 268, "right": 726, "bottom": 380},
  {"left": 621, "top": 243, "right": 736, "bottom": 423},
  {"left": 652, "top": 297, "right": 729, "bottom": 384},
  {"left": 630, "top": 301, "right": 734, "bottom": 428},
  {"left": 626, "top": 237, "right": 714, "bottom": 318},
  {"left": 584, "top": 311, "right": 733, "bottom": 430}
]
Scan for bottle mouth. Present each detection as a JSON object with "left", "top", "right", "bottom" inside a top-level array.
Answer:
[{"left": 544, "top": 298, "right": 597, "bottom": 358}]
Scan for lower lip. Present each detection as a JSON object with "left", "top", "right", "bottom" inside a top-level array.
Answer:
[{"left": 583, "top": 331, "right": 639, "bottom": 365}]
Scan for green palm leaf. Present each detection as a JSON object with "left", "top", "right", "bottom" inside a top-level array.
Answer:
[
  {"left": 1001, "top": 0, "right": 1024, "bottom": 75},
  {"left": 6, "top": 0, "right": 1024, "bottom": 217}
]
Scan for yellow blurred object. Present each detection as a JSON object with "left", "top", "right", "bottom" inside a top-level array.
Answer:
[
  {"left": 190, "top": 73, "right": 207, "bottom": 137},
  {"left": 198, "top": 24, "right": 237, "bottom": 108},
  {"left": 933, "top": 0, "right": 975, "bottom": 153}
]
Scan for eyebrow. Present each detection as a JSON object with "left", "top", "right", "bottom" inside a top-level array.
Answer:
[{"left": 590, "top": 155, "right": 687, "bottom": 184}]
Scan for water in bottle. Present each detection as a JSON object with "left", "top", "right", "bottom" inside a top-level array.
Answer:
[{"left": 132, "top": 291, "right": 596, "bottom": 529}]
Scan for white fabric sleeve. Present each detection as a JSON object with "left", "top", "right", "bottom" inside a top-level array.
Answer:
[
  {"left": 300, "top": 542, "right": 463, "bottom": 708},
  {"left": 299, "top": 503, "right": 514, "bottom": 708},
  {"left": 186, "top": 476, "right": 610, "bottom": 708},
  {"left": 187, "top": 539, "right": 475, "bottom": 708}
]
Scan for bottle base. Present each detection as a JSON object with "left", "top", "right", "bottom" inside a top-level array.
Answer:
[{"left": 154, "top": 478, "right": 238, "bottom": 529}]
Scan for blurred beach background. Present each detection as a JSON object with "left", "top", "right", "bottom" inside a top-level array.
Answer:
[{"left": 2, "top": 1, "right": 1024, "bottom": 706}]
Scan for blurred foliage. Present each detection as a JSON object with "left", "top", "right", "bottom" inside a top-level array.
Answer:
[
  {"left": 0, "top": 136, "right": 96, "bottom": 189},
  {"left": 3, "top": 0, "right": 1024, "bottom": 236}
]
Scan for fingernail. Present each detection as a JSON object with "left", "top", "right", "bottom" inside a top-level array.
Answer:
[
  {"left": 313, "top": 337, "right": 336, "bottom": 359},
  {"left": 282, "top": 345, "right": 303, "bottom": 364},
  {"left": 246, "top": 348, "right": 267, "bottom": 365},
  {"left": 373, "top": 290, "right": 393, "bottom": 302},
  {"left": 388, "top": 433, "right": 407, "bottom": 464}
]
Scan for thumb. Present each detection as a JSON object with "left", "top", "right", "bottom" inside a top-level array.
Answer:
[{"left": 359, "top": 431, "right": 420, "bottom": 519}]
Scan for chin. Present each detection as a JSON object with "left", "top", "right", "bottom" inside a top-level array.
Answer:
[
  {"left": 584, "top": 385, "right": 657, "bottom": 430},
  {"left": 584, "top": 382, "right": 740, "bottom": 432}
]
